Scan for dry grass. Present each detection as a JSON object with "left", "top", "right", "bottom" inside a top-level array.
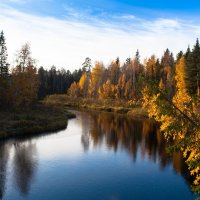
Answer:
[{"left": 43, "top": 94, "right": 148, "bottom": 117}]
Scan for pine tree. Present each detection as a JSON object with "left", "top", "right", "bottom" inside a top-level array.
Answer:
[
  {"left": 160, "top": 48, "right": 175, "bottom": 98},
  {"left": 185, "top": 39, "right": 200, "bottom": 96},
  {"left": 0, "top": 31, "right": 9, "bottom": 77},
  {"left": 0, "top": 31, "right": 9, "bottom": 106}
]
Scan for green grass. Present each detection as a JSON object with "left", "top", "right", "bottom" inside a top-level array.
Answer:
[{"left": 0, "top": 105, "right": 76, "bottom": 139}]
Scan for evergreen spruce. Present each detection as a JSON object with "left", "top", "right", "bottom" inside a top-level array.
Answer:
[
  {"left": 185, "top": 39, "right": 200, "bottom": 96},
  {"left": 0, "top": 31, "right": 9, "bottom": 77}
]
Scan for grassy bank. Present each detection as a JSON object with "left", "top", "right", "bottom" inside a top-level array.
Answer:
[
  {"left": 43, "top": 94, "right": 148, "bottom": 118},
  {"left": 0, "top": 105, "right": 76, "bottom": 139}
]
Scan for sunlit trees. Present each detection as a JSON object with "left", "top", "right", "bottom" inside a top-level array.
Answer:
[
  {"left": 88, "top": 62, "right": 104, "bottom": 97},
  {"left": 145, "top": 55, "right": 157, "bottom": 83},
  {"left": 142, "top": 56, "right": 200, "bottom": 195},
  {"left": 79, "top": 72, "right": 90, "bottom": 97},
  {"left": 68, "top": 81, "right": 80, "bottom": 98},
  {"left": 98, "top": 80, "right": 115, "bottom": 99},
  {"left": 173, "top": 57, "right": 192, "bottom": 109}
]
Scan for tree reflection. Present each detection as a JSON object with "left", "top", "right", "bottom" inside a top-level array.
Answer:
[
  {"left": 80, "top": 111, "right": 192, "bottom": 186},
  {"left": 13, "top": 141, "right": 38, "bottom": 196},
  {"left": 80, "top": 112, "right": 91, "bottom": 152},
  {"left": 0, "top": 142, "right": 9, "bottom": 200}
]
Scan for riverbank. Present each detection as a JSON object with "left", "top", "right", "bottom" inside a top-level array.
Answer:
[
  {"left": 0, "top": 105, "right": 76, "bottom": 139},
  {"left": 43, "top": 95, "right": 148, "bottom": 119}
]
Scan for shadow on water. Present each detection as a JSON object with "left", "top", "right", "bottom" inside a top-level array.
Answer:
[{"left": 78, "top": 111, "right": 194, "bottom": 191}]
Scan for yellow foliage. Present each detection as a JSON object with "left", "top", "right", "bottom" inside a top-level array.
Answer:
[
  {"left": 142, "top": 56, "right": 200, "bottom": 193},
  {"left": 89, "top": 62, "right": 104, "bottom": 97},
  {"left": 98, "top": 80, "right": 115, "bottom": 99},
  {"left": 68, "top": 82, "right": 80, "bottom": 98},
  {"left": 79, "top": 72, "right": 90, "bottom": 97}
]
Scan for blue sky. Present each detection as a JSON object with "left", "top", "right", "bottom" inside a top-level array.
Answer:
[
  {"left": 5, "top": 0, "right": 200, "bottom": 19},
  {"left": 1, "top": 0, "right": 200, "bottom": 69}
]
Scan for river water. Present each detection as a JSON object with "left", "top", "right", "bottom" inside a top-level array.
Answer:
[{"left": 0, "top": 110, "right": 197, "bottom": 200}]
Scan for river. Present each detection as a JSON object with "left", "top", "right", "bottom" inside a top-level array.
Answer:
[{"left": 0, "top": 110, "right": 197, "bottom": 200}]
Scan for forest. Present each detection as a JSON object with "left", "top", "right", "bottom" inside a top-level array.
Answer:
[{"left": 0, "top": 29, "right": 200, "bottom": 195}]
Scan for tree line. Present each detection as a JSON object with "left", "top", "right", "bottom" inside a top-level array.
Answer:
[
  {"left": 1, "top": 29, "right": 200, "bottom": 108},
  {"left": 68, "top": 41, "right": 200, "bottom": 101},
  {"left": 0, "top": 31, "right": 83, "bottom": 108}
]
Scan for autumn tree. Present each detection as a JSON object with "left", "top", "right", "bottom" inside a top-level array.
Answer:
[
  {"left": 68, "top": 81, "right": 80, "bottom": 98},
  {"left": 88, "top": 62, "right": 104, "bottom": 97},
  {"left": 109, "top": 58, "right": 120, "bottom": 85},
  {"left": 98, "top": 80, "right": 115, "bottom": 99},
  {"left": 124, "top": 80, "right": 134, "bottom": 100},
  {"left": 116, "top": 74, "right": 126, "bottom": 99},
  {"left": 10, "top": 43, "right": 38, "bottom": 107},
  {"left": 142, "top": 56, "right": 200, "bottom": 195},
  {"left": 79, "top": 72, "right": 90, "bottom": 97},
  {"left": 145, "top": 55, "right": 157, "bottom": 82}
]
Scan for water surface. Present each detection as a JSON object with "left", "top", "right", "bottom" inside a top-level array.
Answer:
[{"left": 0, "top": 110, "right": 197, "bottom": 200}]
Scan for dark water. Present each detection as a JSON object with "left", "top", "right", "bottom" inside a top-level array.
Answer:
[{"left": 0, "top": 110, "right": 197, "bottom": 200}]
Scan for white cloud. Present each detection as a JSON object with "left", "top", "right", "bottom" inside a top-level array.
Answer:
[
  {"left": 118, "top": 14, "right": 136, "bottom": 20},
  {"left": 0, "top": 4, "right": 200, "bottom": 71}
]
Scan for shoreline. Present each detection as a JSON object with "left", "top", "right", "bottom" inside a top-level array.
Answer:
[
  {"left": 0, "top": 95, "right": 150, "bottom": 140},
  {"left": 0, "top": 105, "right": 76, "bottom": 140},
  {"left": 44, "top": 95, "right": 149, "bottom": 119}
]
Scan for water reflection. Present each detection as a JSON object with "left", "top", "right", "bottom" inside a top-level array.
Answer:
[
  {"left": 0, "top": 142, "right": 9, "bottom": 200},
  {"left": 13, "top": 141, "right": 38, "bottom": 195},
  {"left": 79, "top": 111, "right": 192, "bottom": 186},
  {"left": 0, "top": 140, "right": 38, "bottom": 199},
  {"left": 0, "top": 110, "right": 196, "bottom": 200},
  {"left": 80, "top": 112, "right": 91, "bottom": 152}
]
